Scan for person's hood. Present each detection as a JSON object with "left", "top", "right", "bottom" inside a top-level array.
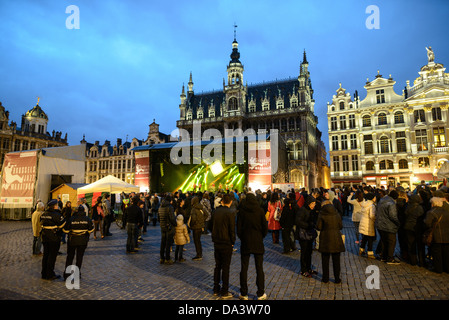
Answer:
[
  {"left": 409, "top": 194, "right": 422, "bottom": 204},
  {"left": 305, "top": 195, "right": 316, "bottom": 208}
]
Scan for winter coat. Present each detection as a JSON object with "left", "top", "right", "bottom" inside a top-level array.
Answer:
[
  {"left": 280, "top": 199, "right": 298, "bottom": 229},
  {"left": 403, "top": 195, "right": 425, "bottom": 232},
  {"left": 424, "top": 205, "right": 449, "bottom": 244},
  {"left": 237, "top": 193, "right": 268, "bottom": 254},
  {"left": 200, "top": 198, "right": 212, "bottom": 222},
  {"left": 174, "top": 219, "right": 190, "bottom": 246},
  {"left": 359, "top": 200, "right": 376, "bottom": 236},
  {"left": 267, "top": 200, "right": 282, "bottom": 230},
  {"left": 63, "top": 209, "right": 94, "bottom": 246},
  {"left": 31, "top": 209, "right": 43, "bottom": 237},
  {"left": 347, "top": 195, "right": 363, "bottom": 222},
  {"left": 294, "top": 198, "right": 317, "bottom": 240},
  {"left": 376, "top": 196, "right": 400, "bottom": 234},
  {"left": 210, "top": 205, "right": 236, "bottom": 247},
  {"left": 157, "top": 200, "right": 176, "bottom": 232},
  {"left": 189, "top": 197, "right": 205, "bottom": 230},
  {"left": 316, "top": 201, "right": 345, "bottom": 253}
]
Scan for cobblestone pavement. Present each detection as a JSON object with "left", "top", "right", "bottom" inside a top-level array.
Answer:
[{"left": 0, "top": 216, "right": 448, "bottom": 301}]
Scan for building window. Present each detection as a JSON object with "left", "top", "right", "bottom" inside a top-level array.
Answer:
[
  {"left": 340, "top": 116, "right": 346, "bottom": 130},
  {"left": 418, "top": 157, "right": 430, "bottom": 168},
  {"left": 376, "top": 89, "right": 385, "bottom": 104},
  {"left": 341, "top": 135, "right": 348, "bottom": 150},
  {"left": 352, "top": 155, "right": 359, "bottom": 171},
  {"left": 349, "top": 114, "right": 356, "bottom": 129},
  {"left": 399, "top": 159, "right": 408, "bottom": 169},
  {"left": 378, "top": 113, "right": 387, "bottom": 125},
  {"left": 281, "top": 119, "right": 287, "bottom": 132},
  {"left": 332, "top": 136, "right": 338, "bottom": 151},
  {"left": 397, "top": 137, "right": 407, "bottom": 153},
  {"left": 14, "top": 140, "right": 21, "bottom": 151},
  {"left": 362, "top": 115, "right": 371, "bottom": 127},
  {"left": 209, "top": 108, "right": 215, "bottom": 117},
  {"left": 330, "top": 117, "right": 337, "bottom": 131},
  {"left": 416, "top": 129, "right": 428, "bottom": 151},
  {"left": 228, "top": 97, "right": 238, "bottom": 111},
  {"left": 291, "top": 99, "right": 298, "bottom": 108},
  {"left": 380, "top": 136, "right": 390, "bottom": 153},
  {"left": 187, "top": 112, "right": 192, "bottom": 120},
  {"left": 379, "top": 160, "right": 394, "bottom": 170},
  {"left": 248, "top": 103, "right": 256, "bottom": 113},
  {"left": 262, "top": 102, "right": 270, "bottom": 111},
  {"left": 432, "top": 107, "right": 442, "bottom": 121},
  {"left": 288, "top": 118, "right": 295, "bottom": 131},
  {"left": 414, "top": 110, "right": 426, "bottom": 123},
  {"left": 366, "top": 161, "right": 375, "bottom": 171},
  {"left": 339, "top": 101, "right": 345, "bottom": 110},
  {"left": 394, "top": 111, "right": 404, "bottom": 124},
  {"left": 364, "top": 141, "right": 373, "bottom": 154},
  {"left": 433, "top": 127, "right": 446, "bottom": 147},
  {"left": 333, "top": 156, "right": 340, "bottom": 172},
  {"left": 277, "top": 100, "right": 284, "bottom": 109},
  {"left": 342, "top": 155, "right": 349, "bottom": 171},
  {"left": 350, "top": 134, "right": 357, "bottom": 149}
]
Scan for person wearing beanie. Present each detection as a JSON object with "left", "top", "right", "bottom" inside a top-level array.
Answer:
[
  {"left": 376, "top": 189, "right": 401, "bottom": 264},
  {"left": 295, "top": 195, "right": 318, "bottom": 277},
  {"left": 174, "top": 214, "right": 190, "bottom": 262},
  {"left": 359, "top": 193, "right": 376, "bottom": 259}
]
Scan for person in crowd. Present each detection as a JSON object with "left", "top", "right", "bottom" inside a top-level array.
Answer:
[
  {"left": 424, "top": 193, "right": 449, "bottom": 273},
  {"left": 40, "top": 199, "right": 65, "bottom": 280},
  {"left": 327, "top": 190, "right": 343, "bottom": 217},
  {"left": 403, "top": 194, "right": 425, "bottom": 266},
  {"left": 237, "top": 191, "right": 268, "bottom": 300},
  {"left": 190, "top": 196, "right": 205, "bottom": 261},
  {"left": 347, "top": 190, "right": 364, "bottom": 244},
  {"left": 267, "top": 192, "right": 282, "bottom": 244},
  {"left": 295, "top": 195, "right": 318, "bottom": 277},
  {"left": 396, "top": 190, "right": 409, "bottom": 262},
  {"left": 102, "top": 194, "right": 112, "bottom": 237},
  {"left": 31, "top": 201, "right": 45, "bottom": 255},
  {"left": 359, "top": 193, "right": 377, "bottom": 259},
  {"left": 174, "top": 214, "right": 190, "bottom": 263},
  {"left": 200, "top": 192, "right": 212, "bottom": 234},
  {"left": 316, "top": 198, "right": 345, "bottom": 284},
  {"left": 158, "top": 195, "right": 176, "bottom": 263},
  {"left": 376, "top": 190, "right": 401, "bottom": 264},
  {"left": 210, "top": 194, "right": 235, "bottom": 299},
  {"left": 92, "top": 198, "right": 104, "bottom": 240},
  {"left": 150, "top": 194, "right": 160, "bottom": 226},
  {"left": 123, "top": 196, "right": 144, "bottom": 254},
  {"left": 280, "top": 193, "right": 298, "bottom": 254},
  {"left": 62, "top": 205, "right": 94, "bottom": 280}
]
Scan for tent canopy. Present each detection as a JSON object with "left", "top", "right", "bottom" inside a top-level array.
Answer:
[
  {"left": 77, "top": 175, "right": 140, "bottom": 194},
  {"left": 437, "top": 161, "right": 449, "bottom": 179}
]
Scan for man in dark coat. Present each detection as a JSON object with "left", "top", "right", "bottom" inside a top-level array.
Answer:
[
  {"left": 210, "top": 194, "right": 236, "bottom": 299},
  {"left": 190, "top": 196, "right": 205, "bottom": 261},
  {"left": 376, "top": 190, "right": 400, "bottom": 264},
  {"left": 123, "top": 196, "right": 144, "bottom": 254},
  {"left": 157, "top": 195, "right": 176, "bottom": 263},
  {"left": 316, "top": 200, "right": 345, "bottom": 284},
  {"left": 280, "top": 193, "right": 299, "bottom": 253},
  {"left": 295, "top": 195, "right": 317, "bottom": 277},
  {"left": 236, "top": 192, "right": 268, "bottom": 300}
]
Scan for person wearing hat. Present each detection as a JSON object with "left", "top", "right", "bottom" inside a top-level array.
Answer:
[
  {"left": 40, "top": 199, "right": 66, "bottom": 280},
  {"left": 295, "top": 195, "right": 318, "bottom": 277},
  {"left": 63, "top": 205, "right": 95, "bottom": 280}
]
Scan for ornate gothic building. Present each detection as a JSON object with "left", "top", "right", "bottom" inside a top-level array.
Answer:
[{"left": 176, "top": 36, "right": 330, "bottom": 189}]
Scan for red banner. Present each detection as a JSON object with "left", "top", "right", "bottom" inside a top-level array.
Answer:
[
  {"left": 134, "top": 151, "right": 150, "bottom": 191},
  {"left": 248, "top": 141, "right": 271, "bottom": 191},
  {"left": 1, "top": 151, "right": 38, "bottom": 207}
]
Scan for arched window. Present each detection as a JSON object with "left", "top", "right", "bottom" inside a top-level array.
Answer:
[
  {"left": 394, "top": 111, "right": 404, "bottom": 124},
  {"left": 228, "top": 97, "right": 238, "bottom": 111},
  {"left": 380, "top": 136, "right": 389, "bottom": 153},
  {"left": 399, "top": 159, "right": 408, "bottom": 169},
  {"left": 378, "top": 112, "right": 387, "bottom": 125},
  {"left": 339, "top": 101, "right": 345, "bottom": 110},
  {"left": 366, "top": 161, "right": 375, "bottom": 171},
  {"left": 379, "top": 160, "right": 386, "bottom": 170},
  {"left": 362, "top": 115, "right": 371, "bottom": 127}
]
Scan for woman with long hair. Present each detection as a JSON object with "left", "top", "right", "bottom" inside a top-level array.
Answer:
[{"left": 92, "top": 198, "right": 104, "bottom": 239}]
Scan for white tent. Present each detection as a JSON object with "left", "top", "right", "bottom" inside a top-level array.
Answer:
[
  {"left": 437, "top": 161, "right": 449, "bottom": 179},
  {"left": 77, "top": 175, "right": 140, "bottom": 195}
]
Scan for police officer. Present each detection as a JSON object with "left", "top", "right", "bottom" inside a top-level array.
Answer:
[
  {"left": 63, "top": 205, "right": 95, "bottom": 280},
  {"left": 40, "top": 199, "right": 65, "bottom": 280}
]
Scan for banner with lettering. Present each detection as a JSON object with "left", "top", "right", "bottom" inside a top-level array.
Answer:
[
  {"left": 248, "top": 141, "right": 272, "bottom": 191},
  {"left": 134, "top": 151, "right": 150, "bottom": 191},
  {"left": 1, "top": 151, "right": 38, "bottom": 207}
]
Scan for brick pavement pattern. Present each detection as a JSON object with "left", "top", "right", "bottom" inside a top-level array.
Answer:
[{"left": 0, "top": 217, "right": 448, "bottom": 300}]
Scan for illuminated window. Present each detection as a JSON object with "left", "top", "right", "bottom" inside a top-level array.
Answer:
[{"left": 433, "top": 127, "right": 446, "bottom": 147}]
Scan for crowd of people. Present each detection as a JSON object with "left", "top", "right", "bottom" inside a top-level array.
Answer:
[{"left": 30, "top": 180, "right": 449, "bottom": 299}]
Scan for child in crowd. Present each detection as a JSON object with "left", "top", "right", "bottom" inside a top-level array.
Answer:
[{"left": 174, "top": 214, "right": 190, "bottom": 262}]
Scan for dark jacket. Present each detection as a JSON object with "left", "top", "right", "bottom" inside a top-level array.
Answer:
[
  {"left": 124, "top": 203, "right": 144, "bottom": 227},
  {"left": 237, "top": 193, "right": 268, "bottom": 255},
  {"left": 157, "top": 200, "right": 176, "bottom": 232},
  {"left": 40, "top": 208, "right": 65, "bottom": 242},
  {"left": 403, "top": 195, "right": 424, "bottom": 232},
  {"left": 316, "top": 202, "right": 345, "bottom": 253},
  {"left": 189, "top": 197, "right": 205, "bottom": 230},
  {"left": 210, "top": 205, "right": 236, "bottom": 247},
  {"left": 376, "top": 195, "right": 400, "bottom": 233},
  {"left": 279, "top": 199, "right": 298, "bottom": 229},
  {"left": 63, "top": 209, "right": 94, "bottom": 246},
  {"left": 424, "top": 205, "right": 449, "bottom": 244},
  {"left": 295, "top": 201, "right": 316, "bottom": 231}
]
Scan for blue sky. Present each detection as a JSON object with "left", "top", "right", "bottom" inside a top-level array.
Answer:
[{"left": 1, "top": 0, "right": 449, "bottom": 160}]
